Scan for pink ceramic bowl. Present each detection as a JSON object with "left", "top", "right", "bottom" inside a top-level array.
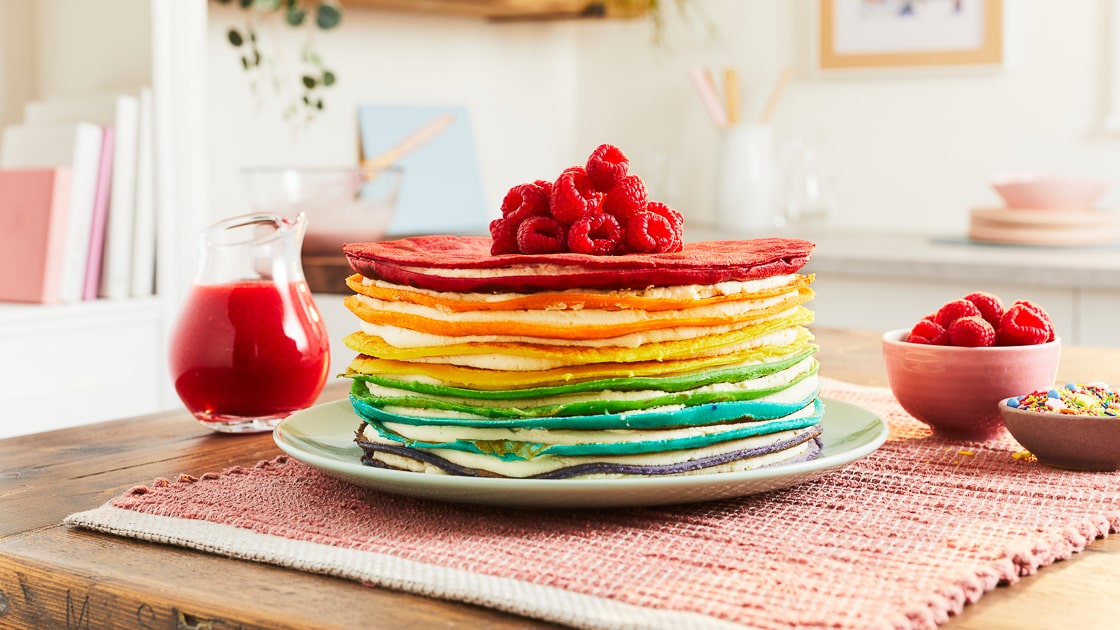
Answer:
[
  {"left": 881, "top": 329, "right": 1061, "bottom": 441},
  {"left": 990, "top": 172, "right": 1109, "bottom": 211}
]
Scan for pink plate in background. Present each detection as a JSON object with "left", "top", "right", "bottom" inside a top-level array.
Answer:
[{"left": 990, "top": 172, "right": 1109, "bottom": 211}]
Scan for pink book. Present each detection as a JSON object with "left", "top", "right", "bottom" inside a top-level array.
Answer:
[
  {"left": 0, "top": 168, "right": 73, "bottom": 304},
  {"left": 82, "top": 127, "right": 115, "bottom": 300}
]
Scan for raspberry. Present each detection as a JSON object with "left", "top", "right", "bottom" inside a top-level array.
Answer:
[
  {"left": 645, "top": 202, "right": 684, "bottom": 240},
  {"left": 489, "top": 217, "right": 520, "bottom": 255},
  {"left": 934, "top": 299, "right": 982, "bottom": 329},
  {"left": 963, "top": 292, "right": 1004, "bottom": 328},
  {"left": 500, "top": 182, "right": 551, "bottom": 224},
  {"left": 585, "top": 144, "right": 629, "bottom": 193},
  {"left": 516, "top": 216, "right": 569, "bottom": 254},
  {"left": 568, "top": 213, "right": 623, "bottom": 255},
  {"left": 550, "top": 168, "right": 602, "bottom": 225},
  {"left": 997, "top": 303, "right": 1051, "bottom": 346},
  {"left": 601, "top": 175, "right": 648, "bottom": 224},
  {"left": 947, "top": 315, "right": 996, "bottom": 347},
  {"left": 625, "top": 210, "right": 677, "bottom": 254},
  {"left": 645, "top": 200, "right": 685, "bottom": 249},
  {"left": 1013, "top": 299, "right": 1056, "bottom": 342},
  {"left": 906, "top": 319, "right": 949, "bottom": 345}
]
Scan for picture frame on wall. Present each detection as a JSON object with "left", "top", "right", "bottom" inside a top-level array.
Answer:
[{"left": 817, "top": 0, "right": 1003, "bottom": 71}]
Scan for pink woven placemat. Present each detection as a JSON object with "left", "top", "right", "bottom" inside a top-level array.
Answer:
[{"left": 66, "top": 378, "right": 1120, "bottom": 629}]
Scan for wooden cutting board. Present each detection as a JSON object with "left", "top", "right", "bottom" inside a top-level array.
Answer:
[{"left": 969, "top": 207, "right": 1120, "bottom": 245}]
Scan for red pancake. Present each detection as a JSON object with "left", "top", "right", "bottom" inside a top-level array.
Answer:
[{"left": 344, "top": 236, "right": 815, "bottom": 292}]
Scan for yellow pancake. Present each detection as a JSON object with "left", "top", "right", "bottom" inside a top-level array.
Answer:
[
  {"left": 346, "top": 328, "right": 816, "bottom": 390},
  {"left": 343, "top": 287, "right": 814, "bottom": 341},
  {"left": 342, "top": 307, "right": 813, "bottom": 367},
  {"left": 345, "top": 273, "right": 813, "bottom": 313}
]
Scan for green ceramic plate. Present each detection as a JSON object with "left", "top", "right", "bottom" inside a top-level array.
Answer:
[{"left": 273, "top": 397, "right": 887, "bottom": 509}]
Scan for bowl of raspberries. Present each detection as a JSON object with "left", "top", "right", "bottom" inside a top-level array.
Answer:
[
  {"left": 881, "top": 292, "right": 1061, "bottom": 441},
  {"left": 489, "top": 144, "right": 683, "bottom": 257}
]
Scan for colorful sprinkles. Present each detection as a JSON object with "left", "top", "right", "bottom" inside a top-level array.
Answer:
[{"left": 1004, "top": 382, "right": 1120, "bottom": 416}]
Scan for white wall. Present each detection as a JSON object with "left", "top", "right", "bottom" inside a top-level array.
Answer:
[
  {"left": 0, "top": 1, "right": 36, "bottom": 128},
  {"left": 206, "top": 3, "right": 581, "bottom": 228},
  {"left": 205, "top": 0, "right": 1120, "bottom": 237},
  {"left": 33, "top": 0, "right": 152, "bottom": 100},
  {"left": 569, "top": 0, "right": 1120, "bottom": 233}
]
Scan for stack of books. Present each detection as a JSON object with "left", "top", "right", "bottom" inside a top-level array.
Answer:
[{"left": 0, "top": 88, "right": 155, "bottom": 304}]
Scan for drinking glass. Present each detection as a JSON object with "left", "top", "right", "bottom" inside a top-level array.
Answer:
[{"left": 780, "top": 137, "right": 833, "bottom": 226}]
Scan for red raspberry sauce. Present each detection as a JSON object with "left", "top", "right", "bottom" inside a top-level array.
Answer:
[{"left": 169, "top": 280, "right": 330, "bottom": 419}]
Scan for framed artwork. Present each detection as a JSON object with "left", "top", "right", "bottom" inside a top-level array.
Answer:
[{"left": 818, "top": 0, "right": 1003, "bottom": 71}]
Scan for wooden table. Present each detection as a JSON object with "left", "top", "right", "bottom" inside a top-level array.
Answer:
[{"left": 2, "top": 327, "right": 1119, "bottom": 629}]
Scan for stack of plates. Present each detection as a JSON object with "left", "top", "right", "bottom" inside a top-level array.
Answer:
[{"left": 968, "top": 207, "right": 1120, "bottom": 246}]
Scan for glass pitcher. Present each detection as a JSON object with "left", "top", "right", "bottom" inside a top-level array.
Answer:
[{"left": 168, "top": 213, "right": 330, "bottom": 433}]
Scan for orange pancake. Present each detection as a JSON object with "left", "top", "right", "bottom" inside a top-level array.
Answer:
[{"left": 345, "top": 273, "right": 814, "bottom": 313}]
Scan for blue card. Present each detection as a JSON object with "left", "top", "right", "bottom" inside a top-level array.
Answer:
[{"left": 357, "top": 104, "right": 488, "bottom": 236}]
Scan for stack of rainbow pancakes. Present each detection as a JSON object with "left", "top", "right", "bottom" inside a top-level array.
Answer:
[{"left": 339, "top": 144, "right": 821, "bottom": 479}]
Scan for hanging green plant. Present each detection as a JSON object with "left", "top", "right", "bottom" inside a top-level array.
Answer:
[
  {"left": 645, "top": 0, "right": 719, "bottom": 48},
  {"left": 216, "top": 0, "right": 343, "bottom": 126}
]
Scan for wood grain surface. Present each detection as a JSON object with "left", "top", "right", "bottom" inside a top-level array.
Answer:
[{"left": 1, "top": 328, "right": 1118, "bottom": 629}]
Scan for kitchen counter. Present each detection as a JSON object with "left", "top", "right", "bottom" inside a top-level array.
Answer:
[
  {"left": 793, "top": 228, "right": 1120, "bottom": 289},
  {"left": 692, "top": 227, "right": 1120, "bottom": 348},
  {"left": 691, "top": 226, "right": 1120, "bottom": 288}
]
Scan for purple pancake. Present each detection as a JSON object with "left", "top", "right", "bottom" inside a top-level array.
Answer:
[
  {"left": 343, "top": 236, "right": 815, "bottom": 293},
  {"left": 355, "top": 424, "right": 823, "bottom": 480}
]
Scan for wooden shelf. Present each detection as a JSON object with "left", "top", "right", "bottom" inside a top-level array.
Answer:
[
  {"left": 303, "top": 253, "right": 354, "bottom": 295},
  {"left": 343, "top": 0, "right": 649, "bottom": 21}
]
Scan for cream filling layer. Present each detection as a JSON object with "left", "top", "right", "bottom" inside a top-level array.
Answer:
[
  {"left": 352, "top": 289, "right": 798, "bottom": 332},
  {"left": 362, "top": 357, "right": 817, "bottom": 411},
  {"left": 378, "top": 343, "right": 811, "bottom": 388},
  {"left": 394, "top": 324, "right": 803, "bottom": 371},
  {"left": 364, "top": 318, "right": 770, "bottom": 349},
  {"left": 376, "top": 375, "right": 820, "bottom": 422},
  {"left": 362, "top": 274, "right": 800, "bottom": 303},
  {"left": 359, "top": 426, "right": 815, "bottom": 478},
  {"left": 390, "top": 262, "right": 801, "bottom": 281}
]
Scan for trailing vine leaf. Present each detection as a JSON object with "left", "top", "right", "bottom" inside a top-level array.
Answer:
[
  {"left": 645, "top": 0, "right": 720, "bottom": 48},
  {"left": 285, "top": 6, "right": 307, "bottom": 26},
  {"left": 215, "top": 0, "right": 342, "bottom": 129},
  {"left": 316, "top": 3, "right": 342, "bottom": 29}
]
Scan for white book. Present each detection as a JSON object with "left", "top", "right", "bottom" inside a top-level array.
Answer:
[
  {"left": 25, "top": 92, "right": 140, "bottom": 299},
  {"left": 130, "top": 87, "right": 156, "bottom": 297},
  {"left": 0, "top": 122, "right": 103, "bottom": 303}
]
